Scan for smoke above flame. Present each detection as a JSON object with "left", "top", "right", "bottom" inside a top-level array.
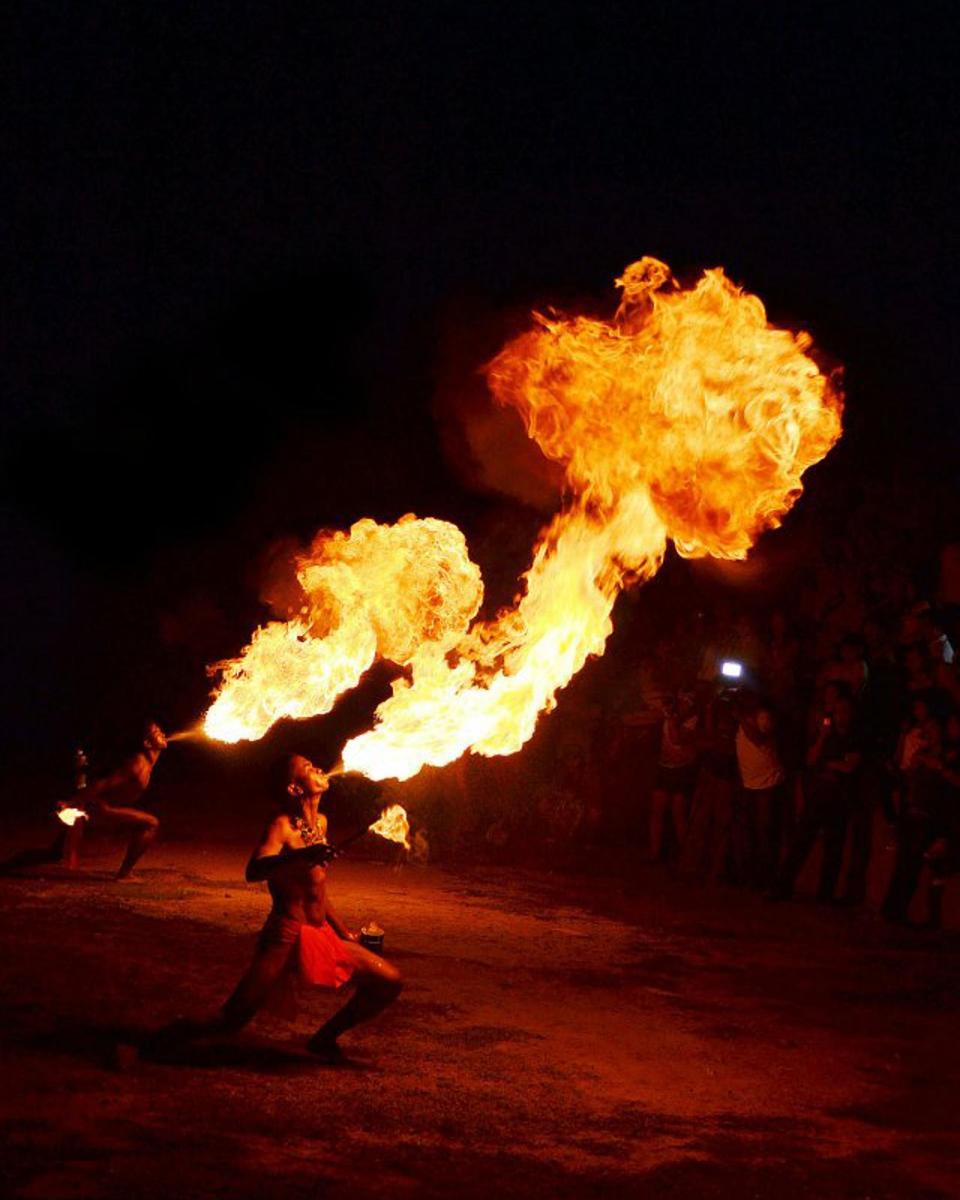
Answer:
[{"left": 204, "top": 258, "right": 842, "bottom": 779}]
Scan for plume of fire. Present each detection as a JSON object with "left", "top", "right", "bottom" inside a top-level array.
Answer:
[
  {"left": 367, "top": 804, "right": 411, "bottom": 849},
  {"left": 204, "top": 517, "right": 482, "bottom": 742},
  {"left": 204, "top": 258, "right": 842, "bottom": 780}
]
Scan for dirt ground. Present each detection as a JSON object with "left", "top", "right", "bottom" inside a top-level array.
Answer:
[{"left": 1, "top": 836, "right": 958, "bottom": 1199}]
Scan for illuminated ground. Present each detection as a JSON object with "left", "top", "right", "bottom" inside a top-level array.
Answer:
[{"left": 0, "top": 839, "right": 958, "bottom": 1199}]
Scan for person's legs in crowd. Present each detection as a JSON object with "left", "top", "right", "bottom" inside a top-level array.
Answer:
[
  {"left": 770, "top": 789, "right": 827, "bottom": 899},
  {"left": 729, "top": 786, "right": 753, "bottom": 886},
  {"left": 816, "top": 799, "right": 850, "bottom": 903},
  {"left": 679, "top": 769, "right": 712, "bottom": 875},
  {"left": 669, "top": 788, "right": 689, "bottom": 855},
  {"left": 841, "top": 783, "right": 874, "bottom": 905},
  {"left": 708, "top": 777, "right": 736, "bottom": 882},
  {"left": 926, "top": 875, "right": 946, "bottom": 929},
  {"left": 648, "top": 787, "right": 668, "bottom": 862},
  {"left": 882, "top": 814, "right": 933, "bottom": 923},
  {"left": 752, "top": 785, "right": 784, "bottom": 891},
  {"left": 922, "top": 839, "right": 955, "bottom": 928}
]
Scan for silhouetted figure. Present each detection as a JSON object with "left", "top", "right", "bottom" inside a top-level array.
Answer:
[
  {"left": 771, "top": 697, "right": 862, "bottom": 902},
  {"left": 0, "top": 722, "right": 167, "bottom": 880},
  {"left": 734, "top": 698, "right": 786, "bottom": 889}
]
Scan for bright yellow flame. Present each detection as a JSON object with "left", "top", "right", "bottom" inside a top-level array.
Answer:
[
  {"left": 368, "top": 804, "right": 410, "bottom": 848},
  {"left": 56, "top": 807, "right": 88, "bottom": 827},
  {"left": 204, "top": 515, "right": 482, "bottom": 743},
  {"left": 205, "top": 258, "right": 842, "bottom": 781}
]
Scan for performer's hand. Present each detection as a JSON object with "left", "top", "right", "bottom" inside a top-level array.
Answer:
[{"left": 305, "top": 842, "right": 336, "bottom": 866}]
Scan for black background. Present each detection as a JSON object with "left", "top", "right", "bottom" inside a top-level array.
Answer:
[{"left": 2, "top": 4, "right": 957, "bottom": 802}]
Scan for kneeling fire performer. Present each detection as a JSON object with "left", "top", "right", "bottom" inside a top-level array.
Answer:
[
  {"left": 0, "top": 721, "right": 167, "bottom": 881},
  {"left": 154, "top": 753, "right": 402, "bottom": 1063}
]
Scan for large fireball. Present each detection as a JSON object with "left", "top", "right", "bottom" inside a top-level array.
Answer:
[{"left": 205, "top": 258, "right": 842, "bottom": 779}]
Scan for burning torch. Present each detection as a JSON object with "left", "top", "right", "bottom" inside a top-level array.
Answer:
[
  {"left": 56, "top": 746, "right": 90, "bottom": 828},
  {"left": 323, "top": 804, "right": 411, "bottom": 860}
]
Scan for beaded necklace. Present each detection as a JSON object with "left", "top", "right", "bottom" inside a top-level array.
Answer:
[{"left": 293, "top": 815, "right": 327, "bottom": 846}]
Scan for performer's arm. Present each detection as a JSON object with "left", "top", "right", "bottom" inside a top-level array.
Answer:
[
  {"left": 324, "top": 901, "right": 357, "bottom": 941},
  {"left": 72, "top": 763, "right": 131, "bottom": 805},
  {"left": 245, "top": 819, "right": 332, "bottom": 882}
]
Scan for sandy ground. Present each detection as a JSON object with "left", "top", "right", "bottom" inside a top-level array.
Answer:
[{"left": 1, "top": 837, "right": 958, "bottom": 1199}]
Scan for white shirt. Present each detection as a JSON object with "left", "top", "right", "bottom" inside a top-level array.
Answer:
[{"left": 736, "top": 727, "right": 785, "bottom": 790}]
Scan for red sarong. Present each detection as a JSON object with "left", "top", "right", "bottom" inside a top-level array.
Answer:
[{"left": 258, "top": 915, "right": 356, "bottom": 990}]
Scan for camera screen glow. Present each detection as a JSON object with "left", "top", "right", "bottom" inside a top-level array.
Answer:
[{"left": 720, "top": 660, "right": 743, "bottom": 679}]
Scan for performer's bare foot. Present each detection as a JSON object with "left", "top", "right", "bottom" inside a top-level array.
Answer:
[{"left": 305, "top": 1033, "right": 349, "bottom": 1065}]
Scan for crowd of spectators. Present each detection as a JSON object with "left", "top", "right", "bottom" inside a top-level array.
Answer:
[{"left": 603, "top": 537, "right": 960, "bottom": 928}]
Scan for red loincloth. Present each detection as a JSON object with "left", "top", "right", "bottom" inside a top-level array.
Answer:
[{"left": 258, "top": 914, "right": 356, "bottom": 990}]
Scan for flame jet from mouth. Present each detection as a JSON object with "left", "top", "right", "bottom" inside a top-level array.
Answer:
[{"left": 204, "top": 258, "right": 842, "bottom": 779}]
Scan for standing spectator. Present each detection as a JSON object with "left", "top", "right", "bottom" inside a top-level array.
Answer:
[
  {"left": 891, "top": 691, "right": 943, "bottom": 814},
  {"left": 882, "top": 704, "right": 946, "bottom": 923},
  {"left": 936, "top": 542, "right": 960, "bottom": 650},
  {"left": 922, "top": 712, "right": 960, "bottom": 928},
  {"left": 817, "top": 634, "right": 869, "bottom": 697},
  {"left": 682, "top": 685, "right": 738, "bottom": 881},
  {"left": 648, "top": 690, "right": 699, "bottom": 862},
  {"left": 903, "top": 644, "right": 937, "bottom": 696},
  {"left": 733, "top": 697, "right": 787, "bottom": 888},
  {"left": 862, "top": 617, "right": 902, "bottom": 752},
  {"left": 806, "top": 680, "right": 851, "bottom": 743},
  {"left": 904, "top": 601, "right": 954, "bottom": 665},
  {"left": 771, "top": 696, "right": 863, "bottom": 903}
]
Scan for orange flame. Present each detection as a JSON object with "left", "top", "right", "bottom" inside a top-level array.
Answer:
[
  {"left": 204, "top": 259, "right": 842, "bottom": 780},
  {"left": 368, "top": 804, "right": 411, "bottom": 848},
  {"left": 204, "top": 516, "right": 482, "bottom": 743}
]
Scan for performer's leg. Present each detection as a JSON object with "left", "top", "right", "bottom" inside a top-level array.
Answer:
[
  {"left": 218, "top": 944, "right": 297, "bottom": 1032},
  {"left": 150, "top": 942, "right": 295, "bottom": 1046},
  {"left": 63, "top": 821, "right": 85, "bottom": 870},
  {"left": 308, "top": 943, "right": 402, "bottom": 1055},
  {"left": 98, "top": 805, "right": 160, "bottom": 878}
]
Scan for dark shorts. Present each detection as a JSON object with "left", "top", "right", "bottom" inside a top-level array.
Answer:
[{"left": 655, "top": 761, "right": 698, "bottom": 796}]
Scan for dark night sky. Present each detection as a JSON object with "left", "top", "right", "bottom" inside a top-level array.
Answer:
[{"left": 2, "top": 4, "right": 958, "bottom": 785}]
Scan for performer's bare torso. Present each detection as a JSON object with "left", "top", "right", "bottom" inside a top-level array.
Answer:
[
  {"left": 88, "top": 750, "right": 157, "bottom": 811},
  {"left": 267, "top": 812, "right": 330, "bottom": 926}
]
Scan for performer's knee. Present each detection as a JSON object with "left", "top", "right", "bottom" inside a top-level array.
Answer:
[
  {"left": 361, "top": 960, "right": 402, "bottom": 994},
  {"left": 380, "top": 963, "right": 403, "bottom": 995}
]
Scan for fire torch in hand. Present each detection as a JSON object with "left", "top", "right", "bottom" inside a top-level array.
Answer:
[{"left": 56, "top": 747, "right": 91, "bottom": 830}]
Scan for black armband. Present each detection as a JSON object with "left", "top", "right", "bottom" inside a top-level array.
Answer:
[{"left": 246, "top": 843, "right": 335, "bottom": 882}]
